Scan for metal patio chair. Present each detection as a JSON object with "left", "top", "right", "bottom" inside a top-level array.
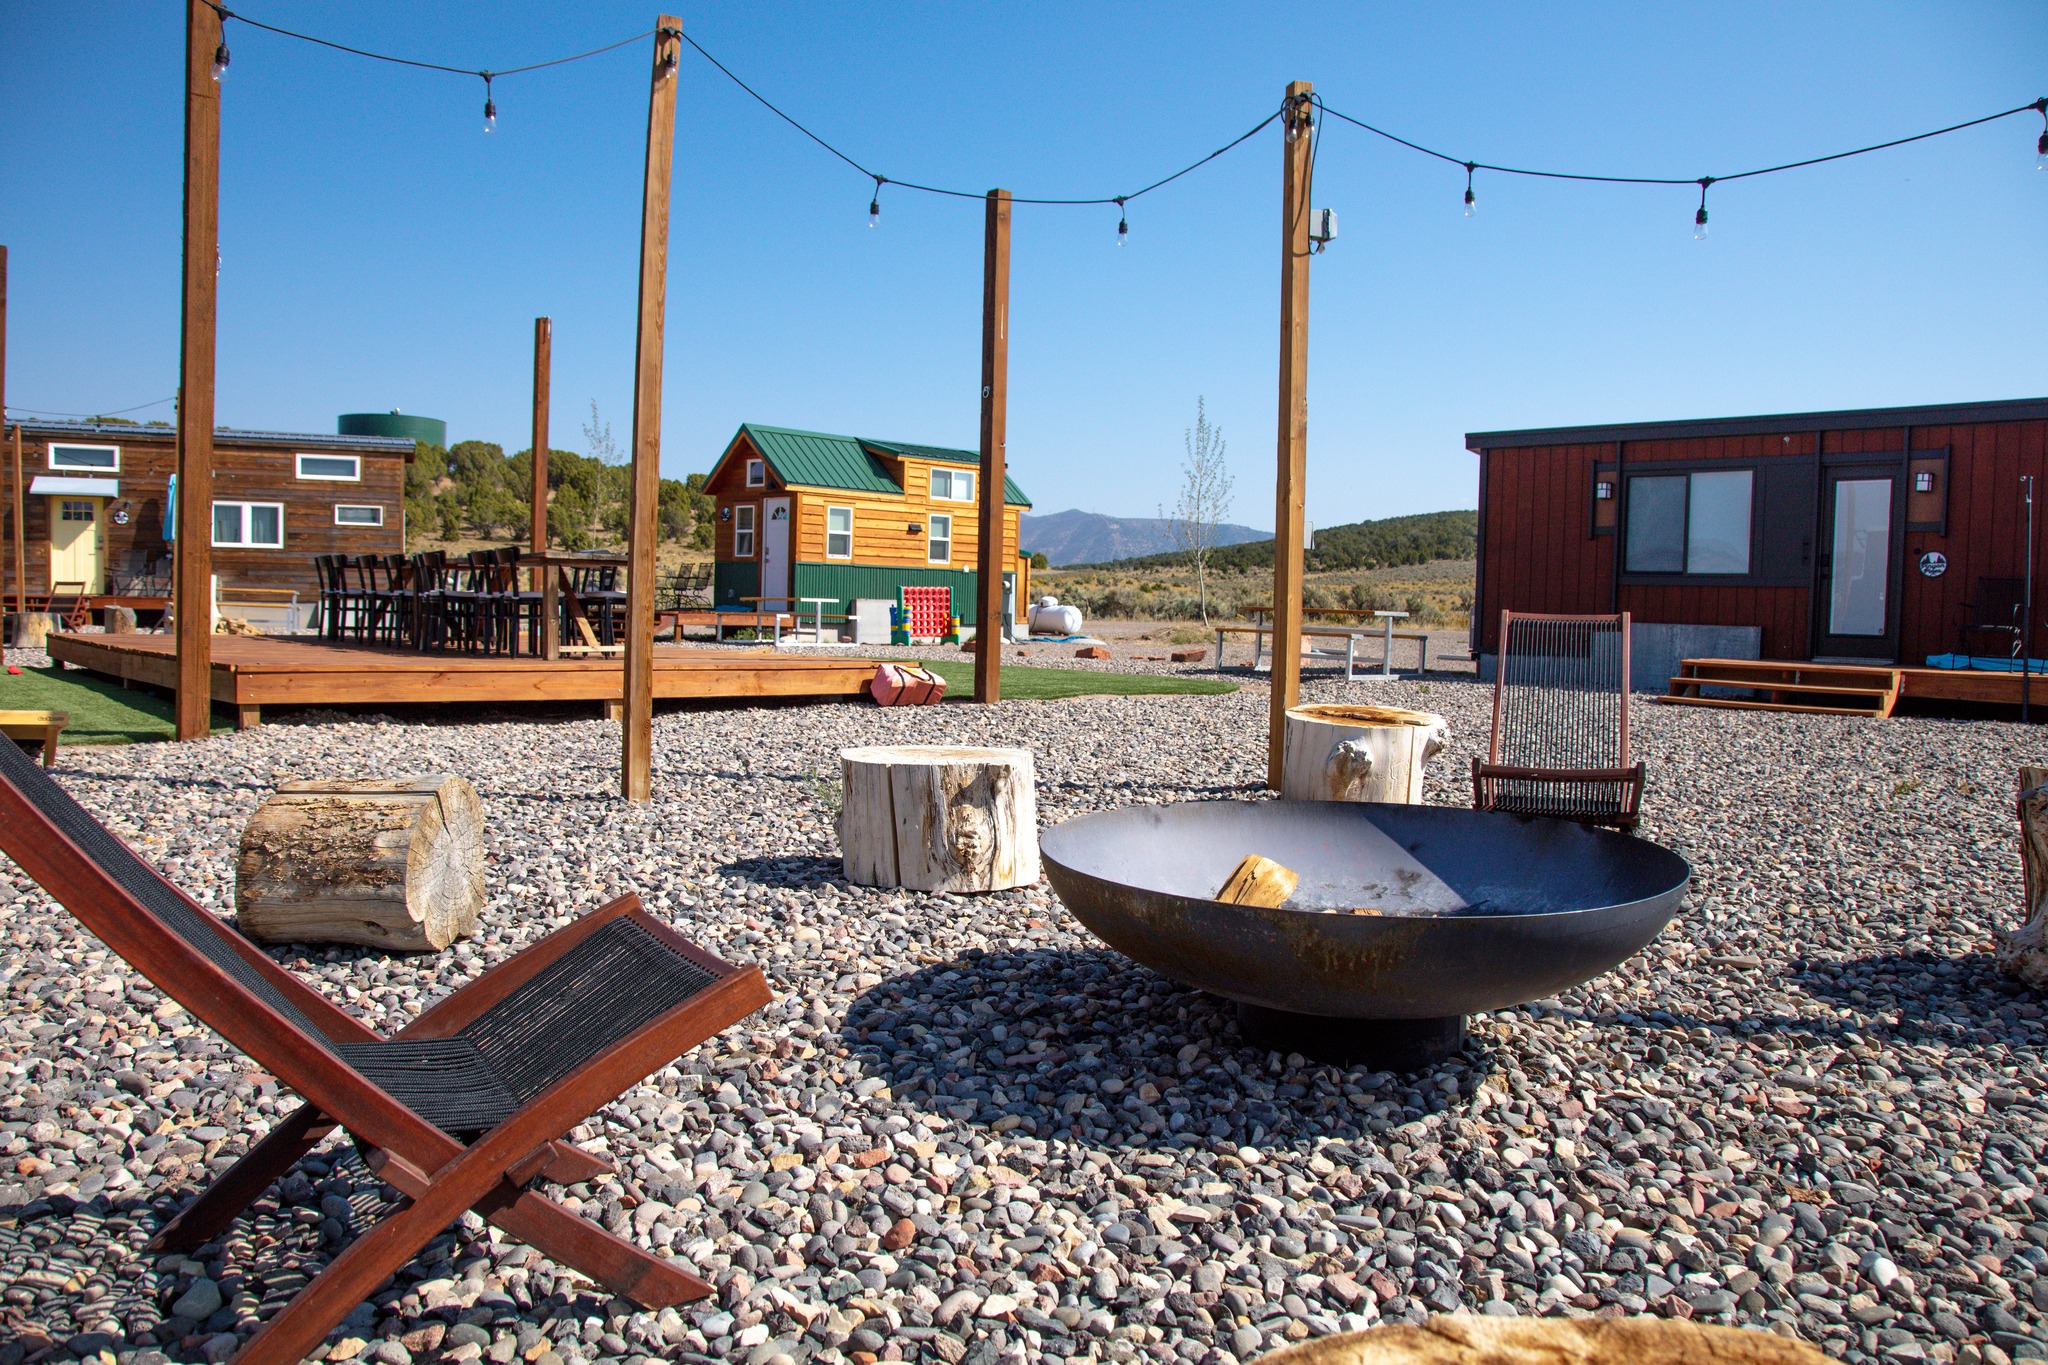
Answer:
[
  {"left": 0, "top": 737, "right": 770, "bottom": 1365},
  {"left": 1959, "top": 576, "right": 2026, "bottom": 659},
  {"left": 1472, "top": 610, "right": 1645, "bottom": 832}
]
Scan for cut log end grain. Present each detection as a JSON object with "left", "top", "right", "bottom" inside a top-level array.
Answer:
[
  {"left": 235, "top": 774, "right": 487, "bottom": 951},
  {"left": 1216, "top": 854, "right": 1299, "bottom": 908},
  {"left": 1256, "top": 1315, "right": 1834, "bottom": 1365}
]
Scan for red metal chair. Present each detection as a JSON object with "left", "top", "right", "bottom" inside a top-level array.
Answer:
[{"left": 1472, "top": 611, "right": 1645, "bottom": 832}]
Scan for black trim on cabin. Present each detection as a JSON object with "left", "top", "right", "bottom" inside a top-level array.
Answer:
[{"left": 1465, "top": 397, "right": 2048, "bottom": 452}]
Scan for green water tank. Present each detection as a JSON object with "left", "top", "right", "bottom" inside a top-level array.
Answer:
[{"left": 338, "top": 410, "right": 447, "bottom": 447}]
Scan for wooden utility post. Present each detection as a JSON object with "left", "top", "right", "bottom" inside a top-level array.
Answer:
[
  {"left": 531, "top": 317, "right": 559, "bottom": 661},
  {"left": 176, "top": 0, "right": 222, "bottom": 741},
  {"left": 620, "top": 18, "right": 682, "bottom": 802},
  {"left": 1267, "top": 80, "right": 1314, "bottom": 790},
  {"left": 974, "top": 189, "right": 1012, "bottom": 703},
  {"left": 10, "top": 426, "right": 23, "bottom": 620}
]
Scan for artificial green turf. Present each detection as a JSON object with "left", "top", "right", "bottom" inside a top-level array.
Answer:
[
  {"left": 1, "top": 665, "right": 230, "bottom": 744},
  {"left": 915, "top": 659, "right": 1236, "bottom": 701}
]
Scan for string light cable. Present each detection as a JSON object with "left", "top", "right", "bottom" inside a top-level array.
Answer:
[
  {"left": 6, "top": 397, "right": 178, "bottom": 421},
  {"left": 1314, "top": 94, "right": 2048, "bottom": 234}
]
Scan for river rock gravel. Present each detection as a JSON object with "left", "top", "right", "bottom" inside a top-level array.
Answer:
[{"left": 3, "top": 658, "right": 2048, "bottom": 1365}]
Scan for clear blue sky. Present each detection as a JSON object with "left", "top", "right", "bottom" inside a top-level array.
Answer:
[{"left": 2, "top": 3, "right": 2042, "bottom": 529}]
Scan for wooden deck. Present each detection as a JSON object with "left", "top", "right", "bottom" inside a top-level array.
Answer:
[
  {"left": 46, "top": 633, "right": 878, "bottom": 728},
  {"left": 1655, "top": 656, "right": 2048, "bottom": 717}
]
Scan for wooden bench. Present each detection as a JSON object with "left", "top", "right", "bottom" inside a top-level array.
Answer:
[
  {"left": 658, "top": 609, "right": 794, "bottom": 643},
  {"left": 1213, "top": 623, "right": 1430, "bottom": 679},
  {"left": 0, "top": 710, "right": 69, "bottom": 766}
]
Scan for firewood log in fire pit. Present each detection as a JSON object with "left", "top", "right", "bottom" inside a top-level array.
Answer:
[
  {"left": 2001, "top": 765, "right": 2048, "bottom": 990},
  {"left": 1254, "top": 1315, "right": 1831, "bottom": 1365}
]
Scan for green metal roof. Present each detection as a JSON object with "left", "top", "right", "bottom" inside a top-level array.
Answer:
[
  {"left": 739, "top": 424, "right": 898, "bottom": 495},
  {"left": 727, "top": 424, "right": 1031, "bottom": 506}
]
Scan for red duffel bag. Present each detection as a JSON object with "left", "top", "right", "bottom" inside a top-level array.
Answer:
[{"left": 871, "top": 663, "right": 947, "bottom": 706}]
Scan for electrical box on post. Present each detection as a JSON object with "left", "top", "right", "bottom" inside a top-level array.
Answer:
[{"left": 1309, "top": 208, "right": 1337, "bottom": 249}]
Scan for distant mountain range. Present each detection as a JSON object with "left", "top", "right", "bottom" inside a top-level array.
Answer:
[
  {"left": 1105, "top": 509, "right": 1478, "bottom": 573},
  {"left": 1020, "top": 509, "right": 1270, "bottom": 567}
]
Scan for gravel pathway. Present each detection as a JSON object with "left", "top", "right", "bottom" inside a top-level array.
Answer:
[{"left": 2, "top": 660, "right": 2046, "bottom": 1365}]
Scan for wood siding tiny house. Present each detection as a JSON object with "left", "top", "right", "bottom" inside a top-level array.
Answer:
[
  {"left": 1469, "top": 399, "right": 2048, "bottom": 670},
  {"left": 705, "top": 426, "right": 1031, "bottom": 624},
  {"left": 1, "top": 421, "right": 408, "bottom": 602}
]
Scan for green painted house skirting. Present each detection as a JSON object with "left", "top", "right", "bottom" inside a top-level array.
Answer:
[
  {"left": 792, "top": 562, "right": 1015, "bottom": 626},
  {"left": 714, "top": 561, "right": 760, "bottom": 607}
]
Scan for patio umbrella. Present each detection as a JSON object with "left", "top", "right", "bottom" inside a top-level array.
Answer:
[{"left": 162, "top": 474, "right": 177, "bottom": 542}]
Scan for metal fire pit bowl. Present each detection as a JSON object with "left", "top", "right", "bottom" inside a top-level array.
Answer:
[{"left": 1041, "top": 800, "right": 1689, "bottom": 1070}]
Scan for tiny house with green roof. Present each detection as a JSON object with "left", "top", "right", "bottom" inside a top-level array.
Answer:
[{"left": 703, "top": 424, "right": 1032, "bottom": 627}]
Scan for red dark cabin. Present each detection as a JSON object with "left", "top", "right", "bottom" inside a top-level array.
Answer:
[{"left": 1467, "top": 397, "right": 2048, "bottom": 676}]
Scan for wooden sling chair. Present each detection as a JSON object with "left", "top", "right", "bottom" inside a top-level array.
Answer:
[
  {"left": 1472, "top": 610, "right": 1646, "bottom": 832},
  {"left": 0, "top": 735, "right": 771, "bottom": 1365}
]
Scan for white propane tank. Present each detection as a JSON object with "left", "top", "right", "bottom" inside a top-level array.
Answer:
[{"left": 1028, "top": 596, "right": 1084, "bottom": 637}]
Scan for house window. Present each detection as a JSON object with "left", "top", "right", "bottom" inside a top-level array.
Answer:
[
  {"left": 734, "top": 505, "right": 756, "bottom": 557},
  {"left": 826, "top": 506, "right": 853, "bottom": 559},
  {"left": 1624, "top": 470, "right": 1753, "bottom": 575},
  {"left": 746, "top": 459, "right": 766, "bottom": 487},
  {"left": 930, "top": 468, "right": 976, "bottom": 502},
  {"left": 213, "top": 501, "right": 285, "bottom": 549},
  {"left": 334, "top": 504, "right": 385, "bottom": 527},
  {"left": 49, "top": 444, "right": 119, "bottom": 473},
  {"left": 928, "top": 513, "right": 952, "bottom": 564},
  {"left": 59, "top": 499, "right": 96, "bottom": 522},
  {"left": 296, "top": 453, "right": 360, "bottom": 481}
]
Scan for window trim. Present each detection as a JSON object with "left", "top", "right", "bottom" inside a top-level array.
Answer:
[
  {"left": 212, "top": 500, "right": 287, "bottom": 549},
  {"left": 48, "top": 443, "right": 120, "bottom": 473},
  {"left": 825, "top": 505, "right": 854, "bottom": 560},
  {"left": 1618, "top": 459, "right": 1761, "bottom": 584},
  {"left": 927, "top": 512, "right": 953, "bottom": 565},
  {"left": 930, "top": 467, "right": 976, "bottom": 502},
  {"left": 733, "top": 504, "right": 757, "bottom": 558},
  {"left": 295, "top": 453, "right": 361, "bottom": 482},
  {"left": 333, "top": 503, "right": 385, "bottom": 527},
  {"left": 745, "top": 458, "right": 766, "bottom": 487}
]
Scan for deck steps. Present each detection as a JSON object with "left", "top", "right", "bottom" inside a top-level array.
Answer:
[{"left": 1656, "top": 657, "right": 1902, "bottom": 718}]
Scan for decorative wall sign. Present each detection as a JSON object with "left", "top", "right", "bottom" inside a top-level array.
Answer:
[
  {"left": 1919, "top": 551, "right": 1948, "bottom": 578},
  {"left": 111, "top": 506, "right": 132, "bottom": 526}
]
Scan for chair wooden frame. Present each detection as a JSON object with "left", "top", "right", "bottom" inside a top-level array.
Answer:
[
  {"left": 1472, "top": 610, "right": 1645, "bottom": 832},
  {"left": 0, "top": 747, "right": 771, "bottom": 1365}
]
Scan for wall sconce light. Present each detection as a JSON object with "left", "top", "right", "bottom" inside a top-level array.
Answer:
[
  {"left": 907, "top": 523, "right": 923, "bottom": 534},
  {"left": 720, "top": 507, "right": 732, "bottom": 522},
  {"left": 1594, "top": 481, "right": 1615, "bottom": 500},
  {"left": 1914, "top": 471, "right": 1936, "bottom": 493}
]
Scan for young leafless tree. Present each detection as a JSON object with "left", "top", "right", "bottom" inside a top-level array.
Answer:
[{"left": 1162, "top": 396, "right": 1234, "bottom": 624}]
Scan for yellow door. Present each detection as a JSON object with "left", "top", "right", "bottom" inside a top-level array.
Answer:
[{"left": 49, "top": 497, "right": 104, "bottom": 593}]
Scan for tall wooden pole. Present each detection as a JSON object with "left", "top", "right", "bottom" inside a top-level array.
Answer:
[
  {"left": 1267, "top": 81, "right": 1314, "bottom": 790},
  {"left": 175, "top": 0, "right": 222, "bottom": 741},
  {"left": 10, "top": 426, "right": 23, "bottom": 619},
  {"left": 974, "top": 189, "right": 1012, "bottom": 704},
  {"left": 531, "top": 317, "right": 560, "bottom": 660},
  {"left": 620, "top": 18, "right": 682, "bottom": 802}
]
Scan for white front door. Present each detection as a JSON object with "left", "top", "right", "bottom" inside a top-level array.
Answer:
[{"left": 761, "top": 497, "right": 792, "bottom": 603}]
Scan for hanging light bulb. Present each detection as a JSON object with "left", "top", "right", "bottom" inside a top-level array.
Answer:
[
  {"left": 868, "top": 175, "right": 886, "bottom": 228},
  {"left": 482, "top": 74, "right": 496, "bottom": 133},
  {"left": 1115, "top": 198, "right": 1128, "bottom": 246},
  {"left": 2038, "top": 127, "right": 2047, "bottom": 171},
  {"left": 1462, "top": 163, "right": 1476, "bottom": 218},
  {"left": 1693, "top": 177, "right": 1713, "bottom": 240},
  {"left": 211, "top": 40, "right": 229, "bottom": 82}
]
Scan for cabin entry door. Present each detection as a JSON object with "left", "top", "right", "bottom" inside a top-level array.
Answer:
[
  {"left": 48, "top": 496, "right": 105, "bottom": 594},
  {"left": 761, "top": 496, "right": 792, "bottom": 605},
  {"left": 1812, "top": 464, "right": 1904, "bottom": 661}
]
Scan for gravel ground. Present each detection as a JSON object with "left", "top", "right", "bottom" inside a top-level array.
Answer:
[{"left": 3, "top": 642, "right": 2047, "bottom": 1365}]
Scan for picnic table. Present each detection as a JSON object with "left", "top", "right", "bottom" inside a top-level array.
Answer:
[
  {"left": 525, "top": 550, "right": 629, "bottom": 660},
  {"left": 1214, "top": 610, "right": 1427, "bottom": 681}
]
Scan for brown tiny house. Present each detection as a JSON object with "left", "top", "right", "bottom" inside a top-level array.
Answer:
[
  {"left": 703, "top": 424, "right": 1031, "bottom": 625},
  {"left": 1467, "top": 397, "right": 2048, "bottom": 679},
  {"left": 3, "top": 419, "right": 408, "bottom": 613}
]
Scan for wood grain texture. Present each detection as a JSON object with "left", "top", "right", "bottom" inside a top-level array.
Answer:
[
  {"left": 1281, "top": 704, "right": 1448, "bottom": 804},
  {"left": 235, "top": 775, "right": 486, "bottom": 950},
  {"left": 1267, "top": 80, "right": 1313, "bottom": 790},
  {"left": 975, "top": 189, "right": 1011, "bottom": 703},
  {"left": 176, "top": 0, "right": 222, "bottom": 740},
  {"left": 1216, "top": 854, "right": 1298, "bottom": 908},
  {"left": 840, "top": 744, "right": 1039, "bottom": 892},
  {"left": 1257, "top": 1314, "right": 1831, "bottom": 1365},
  {"left": 621, "top": 19, "right": 683, "bottom": 802}
]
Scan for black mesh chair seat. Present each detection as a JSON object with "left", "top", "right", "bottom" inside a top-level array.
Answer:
[{"left": 340, "top": 918, "right": 716, "bottom": 1134}]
